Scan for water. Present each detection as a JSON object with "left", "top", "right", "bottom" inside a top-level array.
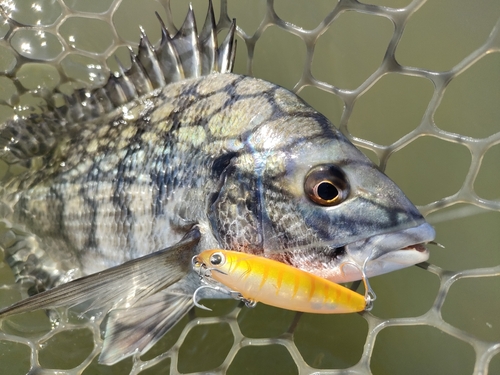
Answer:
[{"left": 0, "top": 0, "right": 499, "bottom": 374}]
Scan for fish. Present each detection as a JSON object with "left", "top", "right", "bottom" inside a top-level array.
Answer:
[
  {"left": 193, "top": 249, "right": 368, "bottom": 314},
  {"left": 0, "top": 1, "right": 435, "bottom": 365}
]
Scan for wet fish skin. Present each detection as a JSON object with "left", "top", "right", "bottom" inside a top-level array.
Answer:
[
  {"left": 0, "top": 3, "right": 435, "bottom": 364},
  {"left": 9, "top": 74, "right": 312, "bottom": 276},
  {"left": 11, "top": 72, "right": 428, "bottom": 280}
]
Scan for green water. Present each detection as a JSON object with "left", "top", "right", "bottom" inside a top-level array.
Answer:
[{"left": 0, "top": 0, "right": 500, "bottom": 374}]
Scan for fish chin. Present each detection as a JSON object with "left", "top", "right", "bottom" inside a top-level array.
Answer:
[{"left": 329, "top": 222, "right": 435, "bottom": 283}]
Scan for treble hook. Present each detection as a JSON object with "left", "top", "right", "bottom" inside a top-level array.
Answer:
[
  {"left": 192, "top": 255, "right": 200, "bottom": 268},
  {"left": 339, "top": 260, "right": 376, "bottom": 311},
  {"left": 192, "top": 255, "right": 229, "bottom": 280},
  {"left": 361, "top": 258, "right": 376, "bottom": 311},
  {"left": 192, "top": 255, "right": 206, "bottom": 278},
  {"left": 192, "top": 283, "right": 257, "bottom": 311},
  {"left": 192, "top": 285, "right": 225, "bottom": 311},
  {"left": 191, "top": 256, "right": 252, "bottom": 310}
]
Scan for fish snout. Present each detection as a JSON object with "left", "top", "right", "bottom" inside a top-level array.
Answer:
[{"left": 339, "top": 222, "right": 436, "bottom": 282}]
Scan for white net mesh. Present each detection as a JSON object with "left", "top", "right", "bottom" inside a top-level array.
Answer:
[{"left": 0, "top": 0, "right": 499, "bottom": 374}]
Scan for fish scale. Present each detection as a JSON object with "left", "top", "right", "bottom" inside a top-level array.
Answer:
[
  {"left": 0, "top": 2, "right": 435, "bottom": 365},
  {"left": 9, "top": 72, "right": 340, "bottom": 280}
]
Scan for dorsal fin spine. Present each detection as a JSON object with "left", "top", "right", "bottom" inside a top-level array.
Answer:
[
  {"left": 115, "top": 57, "right": 137, "bottom": 101},
  {"left": 200, "top": 0, "right": 217, "bottom": 75},
  {"left": 171, "top": 5, "right": 201, "bottom": 79},
  {"left": 138, "top": 27, "right": 166, "bottom": 88},
  {"left": 56, "top": 2, "right": 236, "bottom": 122},
  {"left": 105, "top": 74, "right": 127, "bottom": 106},
  {"left": 155, "top": 12, "right": 183, "bottom": 84},
  {"left": 126, "top": 47, "right": 153, "bottom": 96},
  {"left": 95, "top": 87, "right": 114, "bottom": 113},
  {"left": 218, "top": 19, "right": 236, "bottom": 73}
]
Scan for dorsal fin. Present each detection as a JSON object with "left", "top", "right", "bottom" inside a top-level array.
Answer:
[
  {"left": 0, "top": 2, "right": 236, "bottom": 179},
  {"left": 59, "top": 1, "right": 236, "bottom": 123}
]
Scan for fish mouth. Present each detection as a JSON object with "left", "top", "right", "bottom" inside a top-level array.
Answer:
[
  {"left": 401, "top": 243, "right": 428, "bottom": 252},
  {"left": 330, "top": 222, "right": 435, "bottom": 282}
]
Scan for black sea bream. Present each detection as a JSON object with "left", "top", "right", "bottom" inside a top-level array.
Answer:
[{"left": 0, "top": 3, "right": 435, "bottom": 364}]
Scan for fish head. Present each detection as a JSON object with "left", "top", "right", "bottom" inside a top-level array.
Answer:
[
  {"left": 274, "top": 134, "right": 436, "bottom": 282},
  {"left": 208, "top": 80, "right": 435, "bottom": 283}
]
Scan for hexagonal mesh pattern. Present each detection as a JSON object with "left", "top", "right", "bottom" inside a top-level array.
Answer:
[{"left": 0, "top": 0, "right": 499, "bottom": 374}]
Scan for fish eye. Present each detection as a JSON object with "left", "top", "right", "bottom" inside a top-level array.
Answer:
[
  {"left": 209, "top": 252, "right": 226, "bottom": 266},
  {"left": 304, "top": 164, "right": 350, "bottom": 206}
]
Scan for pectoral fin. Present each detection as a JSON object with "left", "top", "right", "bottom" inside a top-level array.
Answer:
[
  {"left": 0, "top": 226, "right": 200, "bottom": 318},
  {"left": 99, "top": 289, "right": 193, "bottom": 365}
]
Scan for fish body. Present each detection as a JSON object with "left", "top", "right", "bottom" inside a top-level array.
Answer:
[
  {"left": 195, "top": 249, "right": 367, "bottom": 314},
  {"left": 0, "top": 3, "right": 435, "bottom": 364}
]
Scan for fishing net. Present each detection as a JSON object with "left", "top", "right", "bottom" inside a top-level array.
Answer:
[{"left": 0, "top": 0, "right": 499, "bottom": 374}]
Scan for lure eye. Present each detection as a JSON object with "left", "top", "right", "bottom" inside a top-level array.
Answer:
[
  {"left": 209, "top": 252, "right": 226, "bottom": 266},
  {"left": 304, "top": 164, "right": 350, "bottom": 206}
]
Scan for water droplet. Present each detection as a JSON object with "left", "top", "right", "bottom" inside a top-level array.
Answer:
[{"left": 11, "top": 29, "right": 63, "bottom": 60}]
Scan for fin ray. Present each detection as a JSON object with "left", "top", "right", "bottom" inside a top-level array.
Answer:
[
  {"left": 0, "top": 227, "right": 200, "bottom": 318},
  {"left": 200, "top": 0, "right": 217, "bottom": 75},
  {"left": 56, "top": 1, "right": 236, "bottom": 123},
  {"left": 0, "top": 1, "right": 236, "bottom": 170},
  {"left": 99, "top": 290, "right": 193, "bottom": 365},
  {"left": 138, "top": 27, "right": 166, "bottom": 88},
  {"left": 172, "top": 5, "right": 201, "bottom": 79},
  {"left": 218, "top": 19, "right": 236, "bottom": 73}
]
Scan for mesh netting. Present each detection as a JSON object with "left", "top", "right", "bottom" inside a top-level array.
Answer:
[{"left": 0, "top": 0, "right": 499, "bottom": 374}]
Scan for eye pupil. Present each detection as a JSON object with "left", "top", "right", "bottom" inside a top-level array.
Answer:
[
  {"left": 304, "top": 164, "right": 349, "bottom": 206},
  {"left": 210, "top": 253, "right": 223, "bottom": 265},
  {"left": 317, "top": 181, "right": 338, "bottom": 201}
]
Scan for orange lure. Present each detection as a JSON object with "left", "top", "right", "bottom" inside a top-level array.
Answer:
[{"left": 194, "top": 250, "right": 368, "bottom": 314}]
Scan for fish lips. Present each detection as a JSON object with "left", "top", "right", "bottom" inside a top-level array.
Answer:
[{"left": 339, "top": 222, "right": 436, "bottom": 282}]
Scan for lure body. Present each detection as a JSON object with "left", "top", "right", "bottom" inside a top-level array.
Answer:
[{"left": 196, "top": 250, "right": 366, "bottom": 313}]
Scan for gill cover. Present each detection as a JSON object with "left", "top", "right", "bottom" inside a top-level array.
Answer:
[{"left": 208, "top": 86, "right": 429, "bottom": 254}]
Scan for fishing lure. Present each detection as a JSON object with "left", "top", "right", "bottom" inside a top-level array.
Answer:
[{"left": 193, "top": 250, "right": 373, "bottom": 314}]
